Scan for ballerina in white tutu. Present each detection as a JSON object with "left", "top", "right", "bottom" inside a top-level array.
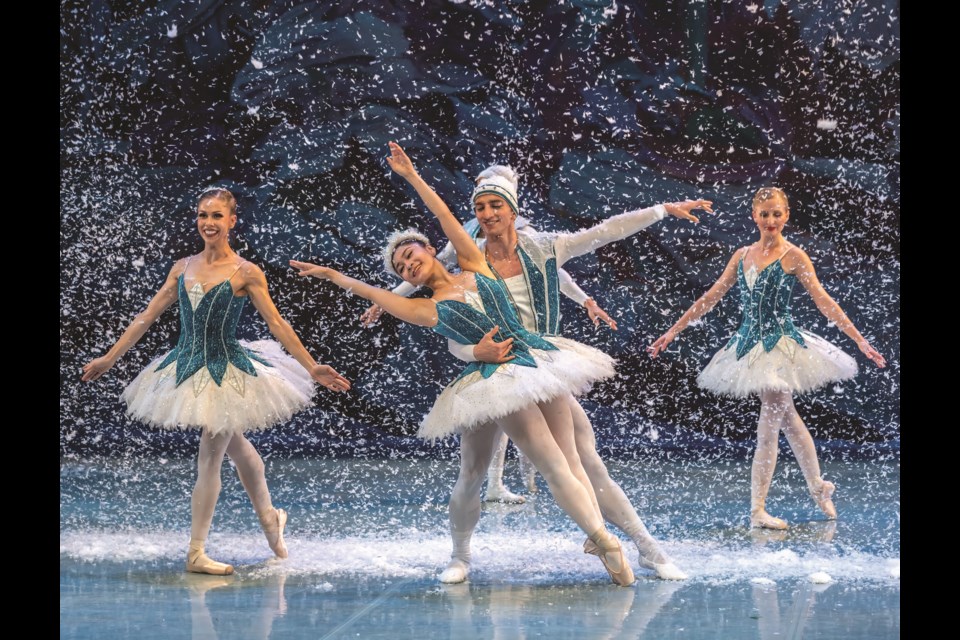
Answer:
[
  {"left": 375, "top": 143, "right": 709, "bottom": 582},
  {"left": 81, "top": 187, "right": 351, "bottom": 574},
  {"left": 648, "top": 187, "right": 886, "bottom": 529},
  {"left": 291, "top": 144, "right": 639, "bottom": 587},
  {"left": 359, "top": 164, "right": 617, "bottom": 505}
]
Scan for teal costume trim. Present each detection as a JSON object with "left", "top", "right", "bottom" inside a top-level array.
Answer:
[{"left": 516, "top": 248, "right": 561, "bottom": 335}]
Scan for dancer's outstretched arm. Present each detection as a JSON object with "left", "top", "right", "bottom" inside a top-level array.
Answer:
[
  {"left": 788, "top": 249, "right": 886, "bottom": 367},
  {"left": 81, "top": 259, "right": 184, "bottom": 381},
  {"left": 555, "top": 199, "right": 713, "bottom": 266},
  {"left": 386, "top": 142, "right": 490, "bottom": 276},
  {"left": 291, "top": 260, "right": 439, "bottom": 327},
  {"left": 241, "top": 262, "right": 351, "bottom": 390},
  {"left": 647, "top": 248, "right": 741, "bottom": 358}
]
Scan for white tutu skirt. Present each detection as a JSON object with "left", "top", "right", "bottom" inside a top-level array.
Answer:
[
  {"left": 121, "top": 340, "right": 315, "bottom": 436},
  {"left": 418, "top": 337, "right": 616, "bottom": 439},
  {"left": 697, "top": 331, "right": 857, "bottom": 397}
]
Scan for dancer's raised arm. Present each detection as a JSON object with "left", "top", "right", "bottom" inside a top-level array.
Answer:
[{"left": 386, "top": 142, "right": 490, "bottom": 276}]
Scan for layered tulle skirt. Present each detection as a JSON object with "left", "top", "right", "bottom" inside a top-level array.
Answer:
[
  {"left": 418, "top": 337, "right": 616, "bottom": 439},
  {"left": 121, "top": 340, "right": 314, "bottom": 436},
  {"left": 697, "top": 331, "right": 857, "bottom": 397}
]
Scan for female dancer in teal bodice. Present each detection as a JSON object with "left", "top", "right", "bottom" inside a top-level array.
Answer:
[
  {"left": 291, "top": 147, "right": 638, "bottom": 586},
  {"left": 649, "top": 187, "right": 886, "bottom": 529},
  {"left": 360, "top": 169, "right": 614, "bottom": 505},
  {"left": 82, "top": 188, "right": 351, "bottom": 574}
]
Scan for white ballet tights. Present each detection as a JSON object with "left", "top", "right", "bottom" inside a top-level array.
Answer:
[
  {"left": 566, "top": 396, "right": 670, "bottom": 568},
  {"left": 450, "top": 396, "right": 674, "bottom": 570},
  {"left": 496, "top": 398, "right": 606, "bottom": 535},
  {"left": 447, "top": 399, "right": 608, "bottom": 567},
  {"left": 752, "top": 390, "right": 829, "bottom": 518},
  {"left": 190, "top": 430, "right": 275, "bottom": 545}
]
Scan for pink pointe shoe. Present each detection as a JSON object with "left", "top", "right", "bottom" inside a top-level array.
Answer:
[
  {"left": 259, "top": 507, "right": 288, "bottom": 559},
  {"left": 584, "top": 531, "right": 635, "bottom": 586},
  {"left": 187, "top": 542, "right": 234, "bottom": 576},
  {"left": 813, "top": 481, "right": 837, "bottom": 520}
]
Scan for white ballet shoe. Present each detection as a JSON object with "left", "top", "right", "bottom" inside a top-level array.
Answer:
[
  {"left": 750, "top": 509, "right": 788, "bottom": 530},
  {"left": 187, "top": 543, "right": 234, "bottom": 576},
  {"left": 258, "top": 507, "right": 288, "bottom": 559},
  {"left": 652, "top": 562, "right": 688, "bottom": 581},
  {"left": 439, "top": 558, "right": 470, "bottom": 584},
  {"left": 813, "top": 481, "right": 837, "bottom": 520},
  {"left": 483, "top": 484, "right": 526, "bottom": 504}
]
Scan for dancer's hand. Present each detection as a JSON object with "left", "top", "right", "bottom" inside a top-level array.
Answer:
[
  {"left": 858, "top": 340, "right": 886, "bottom": 368},
  {"left": 312, "top": 364, "right": 352, "bottom": 392},
  {"left": 290, "top": 260, "right": 338, "bottom": 281},
  {"left": 584, "top": 299, "right": 617, "bottom": 330},
  {"left": 386, "top": 141, "right": 417, "bottom": 179},
  {"left": 664, "top": 199, "right": 713, "bottom": 223},
  {"left": 361, "top": 303, "right": 385, "bottom": 327},
  {"left": 647, "top": 329, "right": 678, "bottom": 358},
  {"left": 81, "top": 355, "right": 115, "bottom": 381},
  {"left": 473, "top": 326, "right": 515, "bottom": 363}
]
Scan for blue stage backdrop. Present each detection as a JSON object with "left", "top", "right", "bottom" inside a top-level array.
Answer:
[{"left": 60, "top": 1, "right": 899, "bottom": 458}]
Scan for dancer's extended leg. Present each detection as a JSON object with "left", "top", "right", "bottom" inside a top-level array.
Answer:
[
  {"left": 498, "top": 404, "right": 634, "bottom": 586},
  {"left": 567, "top": 396, "right": 687, "bottom": 579},
  {"left": 538, "top": 396, "right": 601, "bottom": 518},
  {"left": 227, "top": 434, "right": 288, "bottom": 558},
  {"left": 778, "top": 394, "right": 836, "bottom": 519}
]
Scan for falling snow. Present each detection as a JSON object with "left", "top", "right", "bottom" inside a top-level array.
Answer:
[{"left": 60, "top": 1, "right": 899, "bottom": 591}]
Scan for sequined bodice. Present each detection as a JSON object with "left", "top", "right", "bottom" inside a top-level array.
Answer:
[
  {"left": 728, "top": 257, "right": 806, "bottom": 360},
  {"left": 154, "top": 273, "right": 268, "bottom": 387},
  {"left": 432, "top": 273, "right": 557, "bottom": 379}
]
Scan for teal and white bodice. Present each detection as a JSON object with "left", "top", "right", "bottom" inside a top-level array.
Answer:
[
  {"left": 508, "top": 205, "right": 667, "bottom": 335},
  {"left": 154, "top": 274, "right": 270, "bottom": 390},
  {"left": 432, "top": 273, "right": 558, "bottom": 380},
  {"left": 727, "top": 258, "right": 807, "bottom": 360},
  {"left": 506, "top": 239, "right": 563, "bottom": 335}
]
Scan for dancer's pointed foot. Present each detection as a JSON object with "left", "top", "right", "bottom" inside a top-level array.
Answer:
[
  {"left": 813, "top": 481, "right": 837, "bottom": 520},
  {"left": 187, "top": 544, "right": 234, "bottom": 576},
  {"left": 258, "top": 507, "right": 288, "bottom": 559},
  {"left": 483, "top": 484, "right": 526, "bottom": 504},
  {"left": 584, "top": 531, "right": 635, "bottom": 586},
  {"left": 750, "top": 509, "right": 788, "bottom": 530},
  {"left": 652, "top": 562, "right": 688, "bottom": 581},
  {"left": 439, "top": 558, "right": 470, "bottom": 584}
]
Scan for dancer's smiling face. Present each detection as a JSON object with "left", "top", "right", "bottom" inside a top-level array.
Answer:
[
  {"left": 474, "top": 194, "right": 516, "bottom": 237},
  {"left": 392, "top": 241, "right": 437, "bottom": 285},
  {"left": 196, "top": 196, "right": 236, "bottom": 245},
  {"left": 752, "top": 194, "right": 789, "bottom": 238}
]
